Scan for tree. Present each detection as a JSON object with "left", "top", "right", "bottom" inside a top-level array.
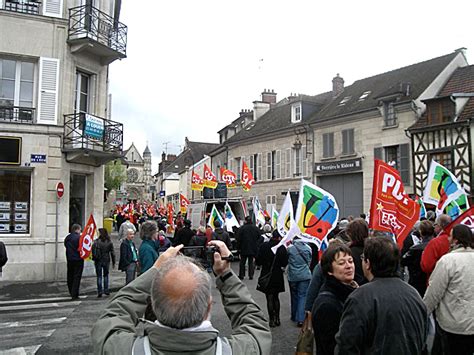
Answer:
[{"left": 104, "top": 159, "right": 126, "bottom": 191}]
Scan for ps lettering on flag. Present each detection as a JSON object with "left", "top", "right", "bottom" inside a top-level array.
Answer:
[
  {"left": 179, "top": 194, "right": 190, "bottom": 214},
  {"left": 369, "top": 160, "right": 420, "bottom": 248},
  {"left": 423, "top": 160, "right": 469, "bottom": 217},
  {"left": 277, "top": 191, "right": 295, "bottom": 237},
  {"left": 208, "top": 204, "right": 224, "bottom": 230},
  {"left": 78, "top": 214, "right": 97, "bottom": 259},
  {"left": 191, "top": 172, "right": 204, "bottom": 191},
  {"left": 241, "top": 161, "right": 255, "bottom": 192},
  {"left": 295, "top": 179, "right": 339, "bottom": 248},
  {"left": 224, "top": 202, "right": 240, "bottom": 232},
  {"left": 253, "top": 196, "right": 266, "bottom": 227},
  {"left": 220, "top": 167, "right": 237, "bottom": 189},
  {"left": 203, "top": 164, "right": 218, "bottom": 189},
  {"left": 443, "top": 205, "right": 474, "bottom": 235}
]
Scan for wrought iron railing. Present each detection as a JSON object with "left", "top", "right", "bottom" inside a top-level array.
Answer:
[
  {"left": 68, "top": 5, "right": 127, "bottom": 57},
  {"left": 3, "top": 0, "right": 41, "bottom": 15},
  {"left": 63, "top": 113, "right": 123, "bottom": 154},
  {"left": 0, "top": 106, "right": 35, "bottom": 123}
]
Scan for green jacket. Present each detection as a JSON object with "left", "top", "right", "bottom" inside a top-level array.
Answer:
[
  {"left": 91, "top": 268, "right": 272, "bottom": 355},
  {"left": 138, "top": 240, "right": 158, "bottom": 274}
]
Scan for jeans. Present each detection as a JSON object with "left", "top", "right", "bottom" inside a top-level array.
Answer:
[
  {"left": 239, "top": 255, "right": 255, "bottom": 279},
  {"left": 95, "top": 261, "right": 110, "bottom": 295},
  {"left": 67, "top": 260, "right": 84, "bottom": 298},
  {"left": 289, "top": 279, "right": 310, "bottom": 323},
  {"left": 125, "top": 262, "right": 137, "bottom": 285}
]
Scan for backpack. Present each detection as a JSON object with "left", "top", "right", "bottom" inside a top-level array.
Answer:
[{"left": 92, "top": 240, "right": 102, "bottom": 261}]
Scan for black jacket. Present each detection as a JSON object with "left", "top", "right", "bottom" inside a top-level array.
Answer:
[
  {"left": 349, "top": 245, "right": 367, "bottom": 286},
  {"left": 211, "top": 228, "right": 232, "bottom": 249},
  {"left": 94, "top": 238, "right": 116, "bottom": 265},
  {"left": 64, "top": 232, "right": 82, "bottom": 261},
  {"left": 255, "top": 239, "right": 288, "bottom": 294},
  {"left": 312, "top": 276, "right": 356, "bottom": 355},
  {"left": 335, "top": 277, "right": 428, "bottom": 355},
  {"left": 119, "top": 239, "right": 138, "bottom": 271},
  {"left": 401, "top": 237, "right": 432, "bottom": 297},
  {"left": 236, "top": 223, "right": 261, "bottom": 256},
  {"left": 0, "top": 241, "right": 7, "bottom": 272},
  {"left": 173, "top": 226, "right": 195, "bottom": 247}
]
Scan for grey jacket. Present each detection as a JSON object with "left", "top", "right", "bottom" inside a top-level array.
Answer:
[{"left": 91, "top": 267, "right": 272, "bottom": 355}]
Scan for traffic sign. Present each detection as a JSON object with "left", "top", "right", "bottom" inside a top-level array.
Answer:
[{"left": 56, "top": 181, "right": 65, "bottom": 199}]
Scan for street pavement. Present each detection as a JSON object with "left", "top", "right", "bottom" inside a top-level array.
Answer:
[{"left": 0, "top": 232, "right": 302, "bottom": 354}]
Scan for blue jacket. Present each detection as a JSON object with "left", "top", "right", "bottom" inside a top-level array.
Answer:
[
  {"left": 64, "top": 232, "right": 82, "bottom": 261},
  {"left": 287, "top": 240, "right": 312, "bottom": 282},
  {"left": 139, "top": 239, "right": 159, "bottom": 274}
]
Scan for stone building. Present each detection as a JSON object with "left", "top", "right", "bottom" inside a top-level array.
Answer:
[
  {"left": 123, "top": 143, "right": 153, "bottom": 201},
  {"left": 0, "top": 0, "right": 127, "bottom": 281}
]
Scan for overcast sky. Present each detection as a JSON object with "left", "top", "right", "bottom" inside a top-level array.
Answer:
[{"left": 110, "top": 0, "right": 474, "bottom": 173}]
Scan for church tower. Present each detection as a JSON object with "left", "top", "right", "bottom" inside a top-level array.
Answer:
[{"left": 143, "top": 144, "right": 152, "bottom": 198}]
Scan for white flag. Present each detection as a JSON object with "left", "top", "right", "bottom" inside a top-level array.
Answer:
[
  {"left": 224, "top": 202, "right": 240, "bottom": 232},
  {"left": 277, "top": 191, "right": 295, "bottom": 237},
  {"left": 271, "top": 222, "right": 301, "bottom": 254},
  {"left": 253, "top": 196, "right": 266, "bottom": 227}
]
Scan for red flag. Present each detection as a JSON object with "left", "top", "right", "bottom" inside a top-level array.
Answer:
[
  {"left": 220, "top": 167, "right": 237, "bottom": 188},
  {"left": 203, "top": 164, "right": 218, "bottom": 189},
  {"left": 180, "top": 194, "right": 190, "bottom": 214},
  {"left": 443, "top": 205, "right": 474, "bottom": 235},
  {"left": 369, "top": 160, "right": 420, "bottom": 248},
  {"left": 78, "top": 214, "right": 97, "bottom": 259},
  {"left": 191, "top": 172, "right": 204, "bottom": 191},
  {"left": 241, "top": 161, "right": 255, "bottom": 192}
]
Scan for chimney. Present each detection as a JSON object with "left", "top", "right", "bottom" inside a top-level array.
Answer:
[
  {"left": 332, "top": 74, "right": 344, "bottom": 97},
  {"left": 261, "top": 89, "right": 277, "bottom": 104},
  {"left": 161, "top": 151, "right": 166, "bottom": 162}
]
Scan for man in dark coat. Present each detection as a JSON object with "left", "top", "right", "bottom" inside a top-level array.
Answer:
[
  {"left": 64, "top": 224, "right": 84, "bottom": 299},
  {"left": 335, "top": 237, "right": 427, "bottom": 355},
  {"left": 211, "top": 220, "right": 232, "bottom": 249},
  {"left": 172, "top": 219, "right": 195, "bottom": 246},
  {"left": 236, "top": 216, "right": 261, "bottom": 280},
  {"left": 0, "top": 240, "right": 7, "bottom": 276}
]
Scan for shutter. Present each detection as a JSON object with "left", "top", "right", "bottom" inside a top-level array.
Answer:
[
  {"left": 349, "top": 129, "right": 354, "bottom": 153},
  {"left": 275, "top": 150, "right": 281, "bottom": 179},
  {"left": 286, "top": 148, "right": 291, "bottom": 178},
  {"left": 257, "top": 153, "right": 262, "bottom": 182},
  {"left": 43, "top": 0, "right": 63, "bottom": 18},
  {"left": 302, "top": 146, "right": 307, "bottom": 177},
  {"left": 330, "top": 133, "right": 334, "bottom": 156},
  {"left": 323, "top": 134, "right": 328, "bottom": 158},
  {"left": 400, "top": 144, "right": 410, "bottom": 185},
  {"left": 267, "top": 152, "right": 272, "bottom": 180},
  {"left": 291, "top": 149, "right": 296, "bottom": 176},
  {"left": 37, "top": 57, "right": 59, "bottom": 125},
  {"left": 249, "top": 154, "right": 254, "bottom": 178},
  {"left": 374, "top": 147, "right": 383, "bottom": 161}
]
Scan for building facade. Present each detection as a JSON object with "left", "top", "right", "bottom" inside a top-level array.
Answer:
[
  {"left": 123, "top": 143, "right": 153, "bottom": 201},
  {"left": 0, "top": 0, "right": 127, "bottom": 281}
]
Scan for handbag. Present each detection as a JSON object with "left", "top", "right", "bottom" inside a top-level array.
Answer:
[
  {"left": 295, "top": 311, "right": 314, "bottom": 355},
  {"left": 256, "top": 256, "right": 276, "bottom": 293}
]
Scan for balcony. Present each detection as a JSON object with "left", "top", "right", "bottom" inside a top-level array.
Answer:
[
  {"left": 0, "top": 106, "right": 35, "bottom": 124},
  {"left": 63, "top": 113, "right": 123, "bottom": 166},
  {"left": 67, "top": 5, "right": 127, "bottom": 65},
  {"left": 2, "top": 0, "right": 41, "bottom": 15}
]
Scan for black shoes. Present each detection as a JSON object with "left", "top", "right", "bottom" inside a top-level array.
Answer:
[{"left": 98, "top": 294, "right": 102, "bottom": 298}]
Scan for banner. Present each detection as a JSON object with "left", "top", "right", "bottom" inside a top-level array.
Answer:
[
  {"left": 241, "top": 161, "right": 255, "bottom": 192},
  {"left": 78, "top": 214, "right": 97, "bottom": 260},
  {"left": 179, "top": 194, "right": 190, "bottom": 214},
  {"left": 277, "top": 191, "right": 295, "bottom": 237},
  {"left": 253, "top": 196, "right": 266, "bottom": 227},
  {"left": 443, "top": 194, "right": 470, "bottom": 220},
  {"left": 369, "top": 160, "right": 420, "bottom": 248},
  {"left": 191, "top": 172, "right": 204, "bottom": 191},
  {"left": 167, "top": 203, "right": 175, "bottom": 233},
  {"left": 203, "top": 164, "right": 218, "bottom": 189},
  {"left": 220, "top": 167, "right": 237, "bottom": 189},
  {"left": 443, "top": 205, "right": 474, "bottom": 235},
  {"left": 295, "top": 179, "right": 339, "bottom": 248},
  {"left": 423, "top": 160, "right": 469, "bottom": 217},
  {"left": 208, "top": 204, "right": 224, "bottom": 230},
  {"left": 224, "top": 202, "right": 240, "bottom": 232},
  {"left": 271, "top": 207, "right": 279, "bottom": 229}
]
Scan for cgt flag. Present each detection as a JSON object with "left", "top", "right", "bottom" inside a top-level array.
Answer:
[
  {"left": 78, "top": 214, "right": 97, "bottom": 260},
  {"left": 220, "top": 167, "right": 237, "bottom": 189},
  {"left": 241, "top": 161, "right": 255, "bottom": 192},
  {"left": 179, "top": 194, "right": 190, "bottom": 214},
  {"left": 191, "top": 172, "right": 204, "bottom": 191},
  {"left": 203, "top": 164, "right": 218, "bottom": 189},
  {"left": 369, "top": 160, "right": 420, "bottom": 248}
]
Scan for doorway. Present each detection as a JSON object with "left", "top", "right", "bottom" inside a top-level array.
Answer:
[{"left": 69, "top": 174, "right": 86, "bottom": 229}]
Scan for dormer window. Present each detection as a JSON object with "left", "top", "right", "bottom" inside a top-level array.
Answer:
[
  {"left": 291, "top": 103, "right": 302, "bottom": 123},
  {"left": 358, "top": 91, "right": 371, "bottom": 101},
  {"left": 338, "top": 96, "right": 351, "bottom": 106},
  {"left": 383, "top": 101, "right": 397, "bottom": 127},
  {"left": 427, "top": 99, "right": 454, "bottom": 124}
]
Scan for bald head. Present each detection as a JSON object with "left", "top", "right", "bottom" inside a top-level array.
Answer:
[{"left": 151, "top": 255, "right": 211, "bottom": 329}]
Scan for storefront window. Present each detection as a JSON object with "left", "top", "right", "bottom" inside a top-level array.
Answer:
[{"left": 0, "top": 170, "right": 31, "bottom": 234}]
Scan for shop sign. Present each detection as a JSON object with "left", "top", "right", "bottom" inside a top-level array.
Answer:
[
  {"left": 84, "top": 114, "right": 104, "bottom": 140},
  {"left": 31, "top": 154, "right": 47, "bottom": 163},
  {"left": 314, "top": 158, "right": 363, "bottom": 174},
  {"left": 159, "top": 190, "right": 166, "bottom": 197}
]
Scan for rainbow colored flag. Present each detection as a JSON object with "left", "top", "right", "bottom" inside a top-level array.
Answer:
[
  {"left": 208, "top": 204, "right": 224, "bottom": 230},
  {"left": 295, "top": 179, "right": 339, "bottom": 248},
  {"left": 416, "top": 196, "right": 426, "bottom": 219}
]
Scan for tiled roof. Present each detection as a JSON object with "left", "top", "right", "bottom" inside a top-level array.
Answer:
[
  {"left": 160, "top": 141, "right": 220, "bottom": 174},
  {"left": 312, "top": 52, "right": 459, "bottom": 122}
]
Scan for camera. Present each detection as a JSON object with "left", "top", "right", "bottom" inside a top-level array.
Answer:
[{"left": 181, "top": 246, "right": 234, "bottom": 266}]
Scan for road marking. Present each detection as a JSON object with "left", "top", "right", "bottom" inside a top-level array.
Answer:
[
  {"left": 0, "top": 317, "right": 67, "bottom": 328},
  {"left": 2, "top": 329, "right": 55, "bottom": 341},
  {"left": 1, "top": 344, "right": 41, "bottom": 355},
  {"left": 0, "top": 296, "right": 87, "bottom": 306},
  {"left": 0, "top": 301, "right": 81, "bottom": 312}
]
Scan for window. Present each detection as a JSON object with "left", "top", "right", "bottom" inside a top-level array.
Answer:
[
  {"left": 257, "top": 153, "right": 262, "bottom": 182},
  {"left": 75, "top": 71, "right": 90, "bottom": 114},
  {"left": 374, "top": 143, "right": 410, "bottom": 185},
  {"left": 430, "top": 152, "right": 453, "bottom": 171},
  {"left": 275, "top": 150, "right": 281, "bottom": 179},
  {"left": 266, "top": 195, "right": 276, "bottom": 213},
  {"left": 266, "top": 152, "right": 272, "bottom": 180},
  {"left": 0, "top": 170, "right": 31, "bottom": 234},
  {"left": 342, "top": 129, "right": 354, "bottom": 155},
  {"left": 358, "top": 91, "right": 371, "bottom": 101},
  {"left": 0, "top": 59, "right": 35, "bottom": 122},
  {"left": 383, "top": 101, "right": 397, "bottom": 126},
  {"left": 338, "top": 96, "right": 351, "bottom": 106},
  {"left": 4, "top": 0, "right": 41, "bottom": 15},
  {"left": 291, "top": 103, "right": 302, "bottom": 123},
  {"left": 427, "top": 100, "right": 454, "bottom": 124},
  {"left": 294, "top": 147, "right": 302, "bottom": 176},
  {"left": 234, "top": 157, "right": 241, "bottom": 180},
  {"left": 323, "top": 133, "right": 334, "bottom": 158},
  {"left": 285, "top": 149, "right": 291, "bottom": 178}
]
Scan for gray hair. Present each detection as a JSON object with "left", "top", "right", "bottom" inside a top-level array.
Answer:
[
  {"left": 140, "top": 221, "right": 158, "bottom": 240},
  {"left": 151, "top": 255, "right": 211, "bottom": 329},
  {"left": 435, "top": 214, "right": 452, "bottom": 228}
]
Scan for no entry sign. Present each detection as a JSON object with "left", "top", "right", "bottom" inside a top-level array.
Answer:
[{"left": 56, "top": 182, "right": 65, "bottom": 199}]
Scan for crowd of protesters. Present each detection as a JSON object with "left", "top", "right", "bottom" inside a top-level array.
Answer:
[{"left": 88, "top": 200, "right": 473, "bottom": 355}]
